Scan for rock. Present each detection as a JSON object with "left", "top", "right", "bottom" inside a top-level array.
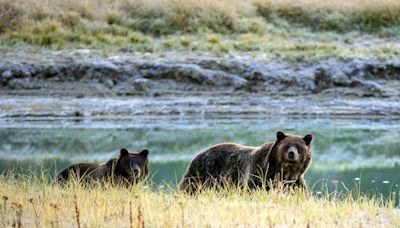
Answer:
[
  {"left": 140, "top": 62, "right": 247, "bottom": 88},
  {"left": 12, "top": 64, "right": 31, "bottom": 78},
  {"left": 43, "top": 64, "right": 59, "bottom": 78},
  {"left": 101, "top": 78, "right": 114, "bottom": 88},
  {"left": 172, "top": 64, "right": 247, "bottom": 88},
  {"left": 313, "top": 69, "right": 332, "bottom": 92},
  {"left": 351, "top": 79, "right": 384, "bottom": 96},
  {"left": 1, "top": 70, "right": 12, "bottom": 79},
  {"left": 132, "top": 78, "right": 150, "bottom": 92},
  {"left": 1, "top": 70, "right": 13, "bottom": 85},
  {"left": 331, "top": 71, "right": 352, "bottom": 86},
  {"left": 0, "top": 55, "right": 399, "bottom": 98},
  {"left": 7, "top": 78, "right": 38, "bottom": 90},
  {"left": 90, "top": 60, "right": 119, "bottom": 72}
]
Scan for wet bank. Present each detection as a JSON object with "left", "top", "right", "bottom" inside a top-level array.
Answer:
[
  {"left": 1, "top": 95, "right": 399, "bottom": 118},
  {"left": 1, "top": 52, "right": 400, "bottom": 117}
]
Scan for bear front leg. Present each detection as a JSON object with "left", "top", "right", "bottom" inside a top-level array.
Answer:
[{"left": 295, "top": 176, "right": 308, "bottom": 193}]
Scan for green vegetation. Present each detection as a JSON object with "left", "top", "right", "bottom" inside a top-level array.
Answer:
[
  {"left": 1, "top": 0, "right": 400, "bottom": 61},
  {"left": 0, "top": 173, "right": 399, "bottom": 227}
]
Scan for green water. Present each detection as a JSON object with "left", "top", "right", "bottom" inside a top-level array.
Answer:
[{"left": 0, "top": 117, "right": 399, "bottom": 203}]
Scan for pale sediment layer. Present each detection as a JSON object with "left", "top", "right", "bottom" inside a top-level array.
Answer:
[{"left": 1, "top": 52, "right": 399, "bottom": 117}]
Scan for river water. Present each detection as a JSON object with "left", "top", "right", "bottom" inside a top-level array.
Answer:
[{"left": 0, "top": 117, "right": 399, "bottom": 203}]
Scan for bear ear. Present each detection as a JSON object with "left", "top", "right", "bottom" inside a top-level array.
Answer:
[
  {"left": 139, "top": 149, "right": 149, "bottom": 158},
  {"left": 276, "top": 131, "right": 287, "bottom": 142},
  {"left": 303, "top": 134, "right": 313, "bottom": 146},
  {"left": 120, "top": 148, "right": 129, "bottom": 157}
]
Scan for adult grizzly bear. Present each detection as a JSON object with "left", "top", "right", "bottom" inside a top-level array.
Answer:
[
  {"left": 180, "top": 131, "right": 312, "bottom": 193},
  {"left": 56, "top": 148, "right": 149, "bottom": 185}
]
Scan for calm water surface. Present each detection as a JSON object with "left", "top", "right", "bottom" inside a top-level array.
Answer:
[{"left": 0, "top": 117, "right": 399, "bottom": 203}]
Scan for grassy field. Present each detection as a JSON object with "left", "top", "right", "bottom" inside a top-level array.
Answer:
[
  {"left": 0, "top": 174, "right": 399, "bottom": 227},
  {"left": 1, "top": 0, "right": 400, "bottom": 61}
]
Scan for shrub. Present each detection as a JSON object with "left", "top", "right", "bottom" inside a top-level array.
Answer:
[{"left": 0, "top": 1, "right": 24, "bottom": 33}]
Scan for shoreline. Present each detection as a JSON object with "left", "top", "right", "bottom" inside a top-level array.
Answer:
[
  {"left": 1, "top": 52, "right": 400, "bottom": 118},
  {"left": 1, "top": 95, "right": 400, "bottom": 118}
]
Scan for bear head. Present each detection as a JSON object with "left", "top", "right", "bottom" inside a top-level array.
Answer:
[
  {"left": 269, "top": 131, "right": 312, "bottom": 180},
  {"left": 114, "top": 148, "right": 150, "bottom": 183}
]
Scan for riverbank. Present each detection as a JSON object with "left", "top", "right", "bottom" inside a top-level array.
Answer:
[
  {"left": 0, "top": 175, "right": 399, "bottom": 227},
  {"left": 2, "top": 0, "right": 400, "bottom": 118},
  {"left": 1, "top": 51, "right": 400, "bottom": 118}
]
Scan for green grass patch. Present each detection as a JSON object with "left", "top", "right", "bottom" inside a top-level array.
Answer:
[{"left": 1, "top": 0, "right": 400, "bottom": 61}]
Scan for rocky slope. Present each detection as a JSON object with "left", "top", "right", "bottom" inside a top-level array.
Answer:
[{"left": 1, "top": 52, "right": 400, "bottom": 117}]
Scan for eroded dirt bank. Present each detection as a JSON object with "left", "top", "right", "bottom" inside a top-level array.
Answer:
[{"left": 1, "top": 52, "right": 399, "bottom": 117}]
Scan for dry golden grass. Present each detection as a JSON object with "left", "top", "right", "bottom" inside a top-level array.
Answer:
[
  {"left": 253, "top": 0, "right": 400, "bottom": 32},
  {"left": 1, "top": 0, "right": 399, "bottom": 34},
  {"left": 1, "top": 0, "right": 400, "bottom": 61},
  {"left": 0, "top": 174, "right": 399, "bottom": 227}
]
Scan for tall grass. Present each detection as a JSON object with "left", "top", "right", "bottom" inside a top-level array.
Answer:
[
  {"left": 121, "top": 0, "right": 259, "bottom": 35},
  {"left": 0, "top": 172, "right": 399, "bottom": 227},
  {"left": 253, "top": 0, "right": 400, "bottom": 33},
  {"left": 1, "top": 0, "right": 400, "bottom": 48}
]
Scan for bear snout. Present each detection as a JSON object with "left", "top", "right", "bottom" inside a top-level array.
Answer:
[
  {"left": 130, "top": 165, "right": 141, "bottom": 177},
  {"left": 286, "top": 146, "right": 298, "bottom": 161},
  {"left": 288, "top": 151, "right": 295, "bottom": 159}
]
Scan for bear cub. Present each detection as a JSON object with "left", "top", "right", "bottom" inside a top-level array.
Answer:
[
  {"left": 180, "top": 131, "right": 312, "bottom": 193},
  {"left": 56, "top": 148, "right": 149, "bottom": 185}
]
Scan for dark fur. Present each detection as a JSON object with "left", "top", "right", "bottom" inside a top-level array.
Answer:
[
  {"left": 180, "top": 131, "right": 312, "bottom": 193},
  {"left": 56, "top": 148, "right": 150, "bottom": 185}
]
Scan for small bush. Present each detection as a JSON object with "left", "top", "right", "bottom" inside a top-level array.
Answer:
[
  {"left": 107, "top": 11, "right": 124, "bottom": 25},
  {"left": 0, "top": 1, "right": 24, "bottom": 33},
  {"left": 62, "top": 12, "right": 81, "bottom": 28},
  {"left": 235, "top": 18, "right": 266, "bottom": 34},
  {"left": 9, "top": 20, "right": 67, "bottom": 46},
  {"left": 253, "top": 0, "right": 400, "bottom": 33},
  {"left": 128, "top": 32, "right": 149, "bottom": 44}
]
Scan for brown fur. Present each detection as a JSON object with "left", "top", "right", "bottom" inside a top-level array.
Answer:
[
  {"left": 180, "top": 131, "right": 312, "bottom": 193},
  {"left": 56, "top": 148, "right": 150, "bottom": 185}
]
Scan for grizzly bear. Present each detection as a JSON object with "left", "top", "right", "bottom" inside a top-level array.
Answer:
[
  {"left": 180, "top": 131, "right": 312, "bottom": 193},
  {"left": 56, "top": 148, "right": 149, "bottom": 185}
]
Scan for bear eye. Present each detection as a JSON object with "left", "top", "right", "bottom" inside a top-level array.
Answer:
[
  {"left": 296, "top": 146, "right": 303, "bottom": 153},
  {"left": 284, "top": 145, "right": 290, "bottom": 150}
]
